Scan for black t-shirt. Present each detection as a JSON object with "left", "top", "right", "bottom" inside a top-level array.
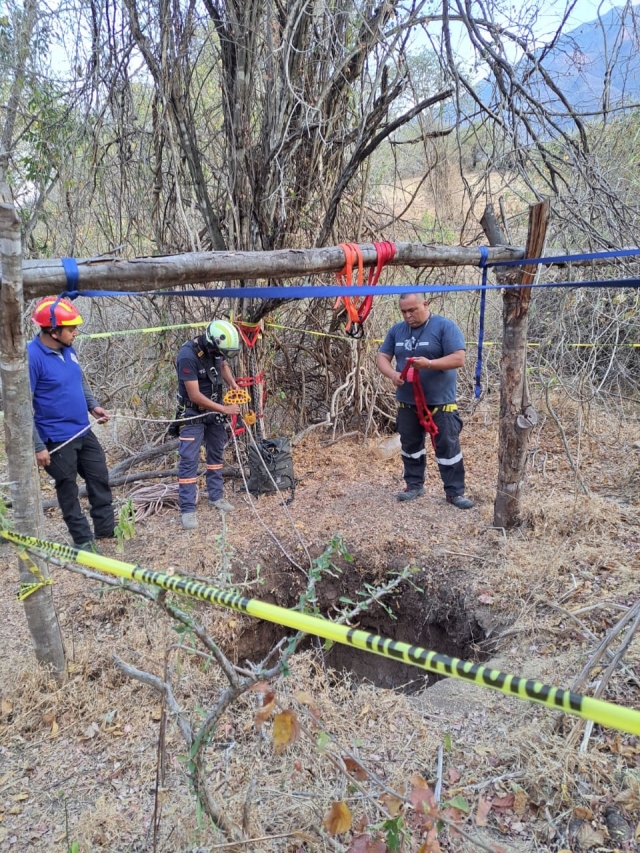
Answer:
[{"left": 176, "top": 340, "right": 225, "bottom": 402}]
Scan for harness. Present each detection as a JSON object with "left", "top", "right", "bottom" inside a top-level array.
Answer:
[{"left": 172, "top": 342, "right": 226, "bottom": 429}]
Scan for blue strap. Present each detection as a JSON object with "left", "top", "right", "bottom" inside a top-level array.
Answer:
[
  {"left": 66, "top": 275, "right": 640, "bottom": 301},
  {"left": 489, "top": 246, "right": 640, "bottom": 269},
  {"left": 475, "top": 247, "right": 489, "bottom": 399},
  {"left": 61, "top": 258, "right": 79, "bottom": 290}
]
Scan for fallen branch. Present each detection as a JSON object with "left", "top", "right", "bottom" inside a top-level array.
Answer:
[
  {"left": 41, "top": 466, "right": 241, "bottom": 509},
  {"left": 108, "top": 440, "right": 180, "bottom": 477}
]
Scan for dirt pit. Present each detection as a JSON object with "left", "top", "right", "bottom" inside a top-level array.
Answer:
[{"left": 228, "top": 557, "right": 490, "bottom": 693}]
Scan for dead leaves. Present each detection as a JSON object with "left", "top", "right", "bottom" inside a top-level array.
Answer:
[
  {"left": 343, "top": 756, "right": 369, "bottom": 781},
  {"left": 273, "top": 710, "right": 301, "bottom": 754},
  {"left": 475, "top": 795, "right": 492, "bottom": 827},
  {"left": 323, "top": 800, "right": 352, "bottom": 835},
  {"left": 347, "top": 833, "right": 386, "bottom": 852},
  {"left": 254, "top": 691, "right": 276, "bottom": 728},
  {"left": 408, "top": 774, "right": 437, "bottom": 819}
]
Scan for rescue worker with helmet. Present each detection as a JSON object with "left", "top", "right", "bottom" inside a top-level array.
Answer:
[
  {"left": 175, "top": 320, "right": 241, "bottom": 530},
  {"left": 28, "top": 296, "right": 115, "bottom": 551}
]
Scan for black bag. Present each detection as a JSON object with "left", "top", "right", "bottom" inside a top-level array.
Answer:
[{"left": 247, "top": 438, "right": 295, "bottom": 502}]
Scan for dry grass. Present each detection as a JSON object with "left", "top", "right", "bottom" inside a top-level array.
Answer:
[{"left": 1, "top": 394, "right": 639, "bottom": 852}]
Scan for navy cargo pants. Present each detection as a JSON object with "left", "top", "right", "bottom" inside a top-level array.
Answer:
[
  {"left": 178, "top": 416, "right": 228, "bottom": 513},
  {"left": 396, "top": 404, "right": 466, "bottom": 497},
  {"left": 45, "top": 430, "right": 114, "bottom": 547}
]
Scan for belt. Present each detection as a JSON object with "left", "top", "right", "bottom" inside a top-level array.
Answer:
[
  {"left": 398, "top": 402, "right": 457, "bottom": 413},
  {"left": 184, "top": 401, "right": 219, "bottom": 412}
]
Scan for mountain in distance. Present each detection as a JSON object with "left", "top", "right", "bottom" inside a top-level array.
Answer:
[{"left": 476, "top": 5, "right": 640, "bottom": 116}]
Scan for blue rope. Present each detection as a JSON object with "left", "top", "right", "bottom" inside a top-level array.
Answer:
[{"left": 475, "top": 246, "right": 489, "bottom": 400}]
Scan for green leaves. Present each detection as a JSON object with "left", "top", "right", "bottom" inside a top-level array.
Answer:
[{"left": 114, "top": 499, "right": 136, "bottom": 553}]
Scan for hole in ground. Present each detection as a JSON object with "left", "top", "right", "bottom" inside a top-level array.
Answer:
[{"left": 228, "top": 558, "right": 491, "bottom": 694}]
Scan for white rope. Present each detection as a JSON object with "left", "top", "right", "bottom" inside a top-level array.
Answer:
[
  {"left": 229, "top": 424, "right": 312, "bottom": 577},
  {"left": 47, "top": 410, "right": 210, "bottom": 456}
]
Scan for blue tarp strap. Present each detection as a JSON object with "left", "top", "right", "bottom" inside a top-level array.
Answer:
[
  {"left": 474, "top": 246, "right": 489, "bottom": 400},
  {"left": 61, "top": 258, "right": 79, "bottom": 292}
]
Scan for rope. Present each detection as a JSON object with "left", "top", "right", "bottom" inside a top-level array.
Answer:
[{"left": 228, "top": 422, "right": 311, "bottom": 575}]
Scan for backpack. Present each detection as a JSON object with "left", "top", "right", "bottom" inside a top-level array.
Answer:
[{"left": 247, "top": 438, "right": 295, "bottom": 503}]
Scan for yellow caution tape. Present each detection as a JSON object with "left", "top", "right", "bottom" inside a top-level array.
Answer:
[
  {"left": 15, "top": 546, "right": 53, "bottom": 600},
  {"left": 78, "top": 321, "right": 209, "bottom": 340},
  {"left": 5, "top": 530, "right": 640, "bottom": 736},
  {"left": 78, "top": 319, "right": 639, "bottom": 348}
]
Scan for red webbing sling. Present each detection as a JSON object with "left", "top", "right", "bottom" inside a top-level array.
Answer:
[
  {"left": 398, "top": 358, "right": 439, "bottom": 449},
  {"left": 333, "top": 241, "right": 396, "bottom": 338}
]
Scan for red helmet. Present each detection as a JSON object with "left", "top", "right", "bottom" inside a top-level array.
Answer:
[{"left": 32, "top": 296, "right": 83, "bottom": 329}]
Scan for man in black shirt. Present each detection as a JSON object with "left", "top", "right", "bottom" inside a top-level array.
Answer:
[{"left": 175, "top": 320, "right": 241, "bottom": 530}]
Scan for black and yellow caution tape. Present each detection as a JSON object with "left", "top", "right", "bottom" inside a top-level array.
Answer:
[
  {"left": 15, "top": 546, "right": 53, "bottom": 601},
  {"left": 5, "top": 530, "right": 640, "bottom": 736}
]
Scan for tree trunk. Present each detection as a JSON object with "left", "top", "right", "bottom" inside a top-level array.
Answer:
[
  {"left": 0, "top": 184, "right": 66, "bottom": 681},
  {"left": 493, "top": 199, "right": 550, "bottom": 529}
]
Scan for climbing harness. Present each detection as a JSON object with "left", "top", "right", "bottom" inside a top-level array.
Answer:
[
  {"left": 399, "top": 358, "right": 439, "bottom": 448},
  {"left": 168, "top": 341, "right": 226, "bottom": 435},
  {"left": 334, "top": 241, "right": 396, "bottom": 338}
]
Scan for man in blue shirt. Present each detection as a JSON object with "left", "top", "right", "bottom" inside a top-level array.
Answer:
[
  {"left": 28, "top": 296, "right": 115, "bottom": 550},
  {"left": 376, "top": 292, "right": 474, "bottom": 509}
]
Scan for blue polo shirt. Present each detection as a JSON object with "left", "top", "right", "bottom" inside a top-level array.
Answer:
[
  {"left": 28, "top": 335, "right": 92, "bottom": 443},
  {"left": 379, "top": 314, "right": 466, "bottom": 406}
]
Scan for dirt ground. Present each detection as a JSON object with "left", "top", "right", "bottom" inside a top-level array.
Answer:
[{"left": 1, "top": 393, "right": 639, "bottom": 852}]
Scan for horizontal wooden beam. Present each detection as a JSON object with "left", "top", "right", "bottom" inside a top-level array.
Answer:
[{"left": 13, "top": 242, "right": 526, "bottom": 299}]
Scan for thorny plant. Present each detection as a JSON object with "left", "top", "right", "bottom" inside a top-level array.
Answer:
[{"left": 13, "top": 535, "right": 498, "bottom": 850}]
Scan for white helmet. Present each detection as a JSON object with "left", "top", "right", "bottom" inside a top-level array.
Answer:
[{"left": 205, "top": 319, "right": 241, "bottom": 357}]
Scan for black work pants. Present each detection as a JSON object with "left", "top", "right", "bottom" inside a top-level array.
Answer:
[
  {"left": 396, "top": 405, "right": 466, "bottom": 497},
  {"left": 45, "top": 430, "right": 114, "bottom": 546}
]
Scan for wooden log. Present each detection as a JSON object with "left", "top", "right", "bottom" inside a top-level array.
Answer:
[{"left": 14, "top": 242, "right": 526, "bottom": 299}]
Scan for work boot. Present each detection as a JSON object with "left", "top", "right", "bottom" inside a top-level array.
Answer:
[
  {"left": 446, "top": 495, "right": 474, "bottom": 510},
  {"left": 182, "top": 512, "right": 198, "bottom": 530},
  {"left": 76, "top": 540, "right": 101, "bottom": 554},
  {"left": 397, "top": 487, "right": 425, "bottom": 502},
  {"left": 209, "top": 498, "right": 235, "bottom": 513}
]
